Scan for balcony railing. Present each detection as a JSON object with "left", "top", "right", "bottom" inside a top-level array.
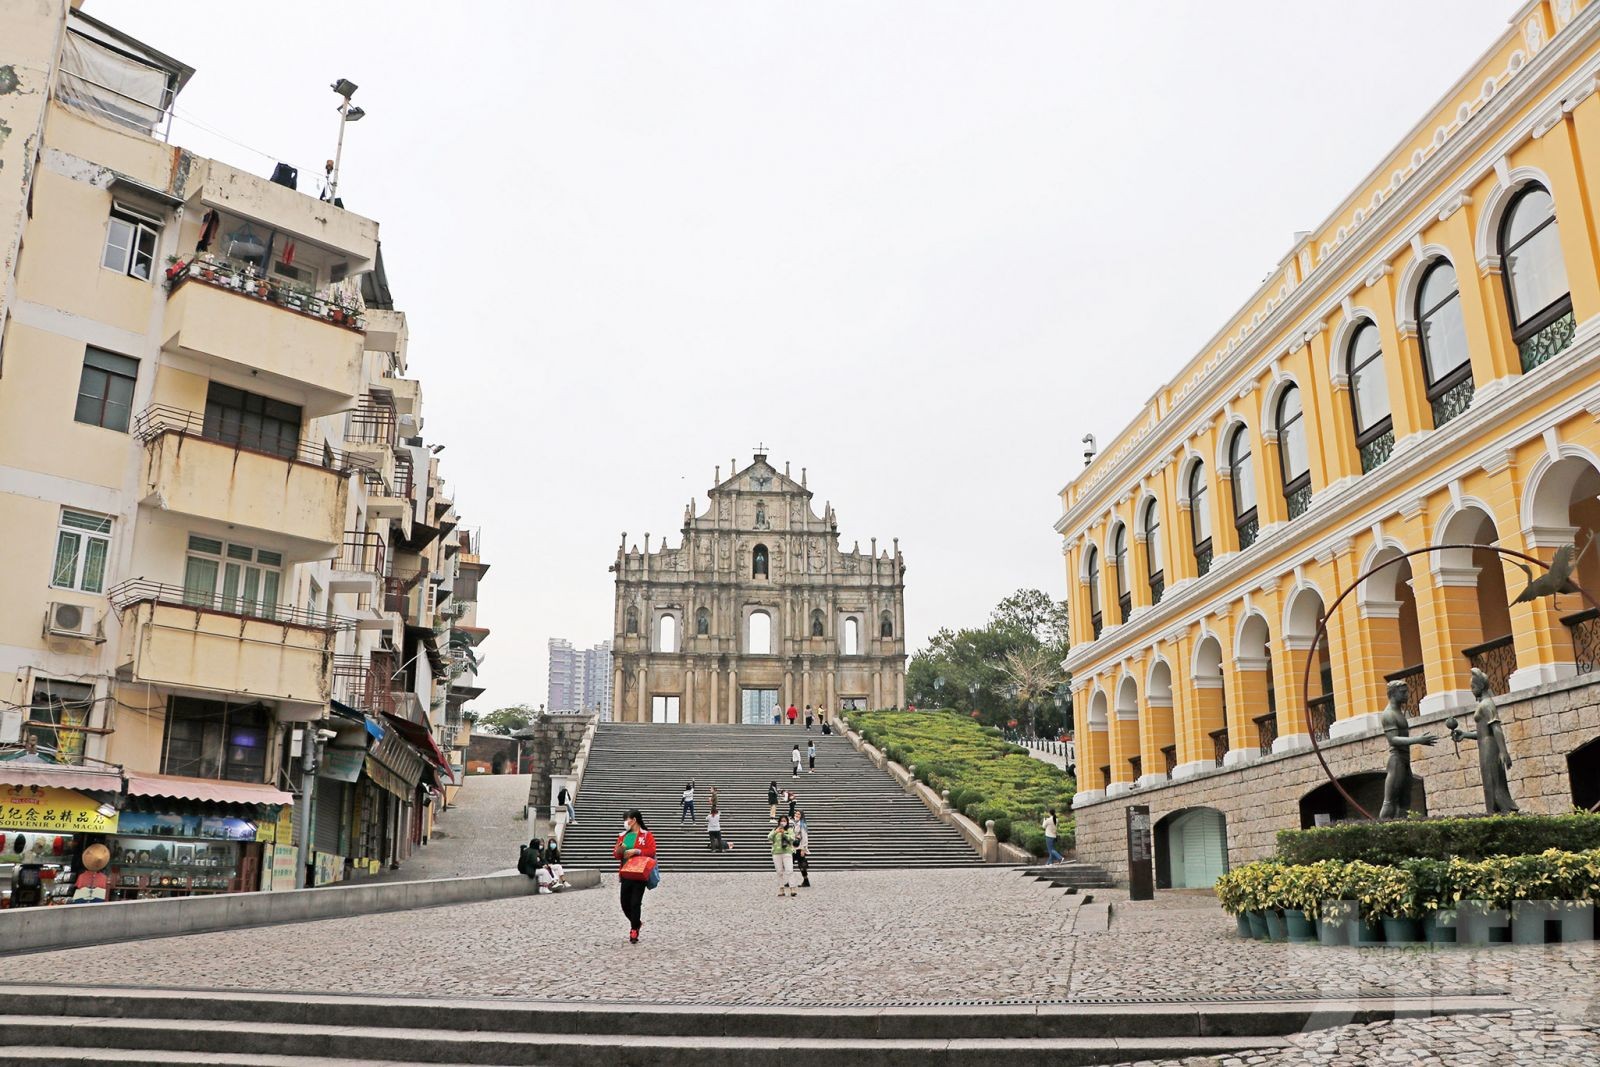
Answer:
[
  {"left": 1564, "top": 608, "right": 1600, "bottom": 674},
  {"left": 1236, "top": 513, "right": 1259, "bottom": 551},
  {"left": 1463, "top": 634, "right": 1516, "bottom": 695},
  {"left": 1117, "top": 592, "right": 1132, "bottom": 624},
  {"left": 1285, "top": 482, "right": 1312, "bottom": 521},
  {"left": 1430, "top": 375, "right": 1475, "bottom": 429},
  {"left": 346, "top": 398, "right": 397, "bottom": 447},
  {"left": 1308, "top": 694, "right": 1336, "bottom": 741},
  {"left": 332, "top": 653, "right": 397, "bottom": 717},
  {"left": 1195, "top": 542, "right": 1213, "bottom": 578},
  {"left": 1091, "top": 611, "right": 1103, "bottom": 640},
  {"left": 1520, "top": 309, "right": 1576, "bottom": 372},
  {"left": 1098, "top": 765, "right": 1110, "bottom": 791},
  {"left": 393, "top": 452, "right": 415, "bottom": 499},
  {"left": 133, "top": 405, "right": 377, "bottom": 475},
  {"left": 1148, "top": 571, "right": 1164, "bottom": 606},
  {"left": 1384, "top": 663, "right": 1427, "bottom": 717},
  {"left": 1210, "top": 728, "right": 1230, "bottom": 764},
  {"left": 168, "top": 256, "right": 366, "bottom": 332},
  {"left": 337, "top": 531, "right": 387, "bottom": 576},
  {"left": 1254, "top": 713, "right": 1277, "bottom": 755},
  {"left": 1161, "top": 744, "right": 1177, "bottom": 777},
  {"left": 108, "top": 580, "right": 351, "bottom": 631},
  {"left": 1359, "top": 427, "right": 1396, "bottom": 474}
]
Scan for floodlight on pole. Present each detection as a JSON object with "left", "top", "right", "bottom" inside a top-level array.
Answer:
[{"left": 328, "top": 78, "right": 364, "bottom": 201}]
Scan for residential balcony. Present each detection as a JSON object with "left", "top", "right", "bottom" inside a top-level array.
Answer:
[
  {"left": 108, "top": 581, "right": 343, "bottom": 712},
  {"left": 376, "top": 375, "right": 421, "bottom": 417},
  {"left": 332, "top": 652, "right": 397, "bottom": 719},
  {"left": 163, "top": 259, "right": 365, "bottom": 418},
  {"left": 329, "top": 531, "right": 386, "bottom": 599},
  {"left": 197, "top": 159, "right": 378, "bottom": 265},
  {"left": 344, "top": 396, "right": 397, "bottom": 461},
  {"left": 135, "top": 405, "right": 367, "bottom": 557}
]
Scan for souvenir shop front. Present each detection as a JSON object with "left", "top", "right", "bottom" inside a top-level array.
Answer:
[
  {"left": 0, "top": 763, "right": 121, "bottom": 908},
  {"left": 105, "top": 773, "right": 293, "bottom": 900}
]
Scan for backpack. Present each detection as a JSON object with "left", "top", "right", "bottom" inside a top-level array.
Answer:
[{"left": 517, "top": 846, "right": 540, "bottom": 878}]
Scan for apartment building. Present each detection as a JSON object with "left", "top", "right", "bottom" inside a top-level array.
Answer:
[
  {"left": 546, "top": 638, "right": 612, "bottom": 716},
  {"left": 0, "top": 2, "right": 489, "bottom": 897},
  {"left": 1059, "top": 0, "right": 1600, "bottom": 886}
]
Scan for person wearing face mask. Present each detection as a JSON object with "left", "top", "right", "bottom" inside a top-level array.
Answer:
[{"left": 613, "top": 809, "right": 657, "bottom": 944}]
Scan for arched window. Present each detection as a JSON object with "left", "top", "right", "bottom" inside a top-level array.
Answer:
[
  {"left": 880, "top": 611, "right": 894, "bottom": 638},
  {"left": 752, "top": 544, "right": 768, "bottom": 578},
  {"left": 843, "top": 617, "right": 860, "bottom": 655},
  {"left": 1142, "top": 498, "right": 1164, "bottom": 605},
  {"left": 657, "top": 613, "right": 678, "bottom": 653},
  {"left": 1188, "top": 462, "right": 1213, "bottom": 577},
  {"left": 1086, "top": 545, "right": 1103, "bottom": 639},
  {"left": 625, "top": 607, "right": 639, "bottom": 635},
  {"left": 747, "top": 610, "right": 772, "bottom": 654},
  {"left": 1228, "top": 426, "right": 1258, "bottom": 550},
  {"left": 1347, "top": 321, "right": 1394, "bottom": 473},
  {"left": 810, "top": 609, "right": 824, "bottom": 637},
  {"left": 1276, "top": 384, "right": 1311, "bottom": 519},
  {"left": 1112, "top": 523, "right": 1130, "bottom": 623},
  {"left": 1417, "top": 259, "right": 1474, "bottom": 427},
  {"left": 1500, "top": 184, "right": 1574, "bottom": 371},
  {"left": 695, "top": 607, "right": 710, "bottom": 635}
]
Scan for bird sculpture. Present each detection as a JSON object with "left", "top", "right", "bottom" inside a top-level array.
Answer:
[{"left": 1509, "top": 534, "right": 1593, "bottom": 605}]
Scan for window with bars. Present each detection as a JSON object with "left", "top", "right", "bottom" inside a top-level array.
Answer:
[
  {"left": 51, "top": 509, "right": 112, "bottom": 594},
  {"left": 1229, "top": 426, "right": 1258, "bottom": 550},
  {"left": 1417, "top": 259, "right": 1475, "bottom": 428},
  {"left": 1189, "top": 462, "right": 1213, "bottom": 577},
  {"left": 1500, "top": 184, "right": 1574, "bottom": 372},
  {"left": 1276, "top": 384, "right": 1312, "bottom": 520}
]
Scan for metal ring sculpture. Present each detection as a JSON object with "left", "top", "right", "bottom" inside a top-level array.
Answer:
[{"left": 1300, "top": 542, "right": 1600, "bottom": 821}]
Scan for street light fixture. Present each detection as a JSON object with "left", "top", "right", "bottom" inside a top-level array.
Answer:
[{"left": 328, "top": 78, "right": 366, "bottom": 202}]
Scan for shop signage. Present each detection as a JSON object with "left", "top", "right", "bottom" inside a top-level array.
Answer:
[
  {"left": 320, "top": 746, "right": 365, "bottom": 783},
  {"left": 0, "top": 786, "right": 116, "bottom": 833},
  {"left": 267, "top": 844, "right": 299, "bottom": 891},
  {"left": 116, "top": 811, "right": 256, "bottom": 841},
  {"left": 313, "top": 851, "right": 345, "bottom": 887}
]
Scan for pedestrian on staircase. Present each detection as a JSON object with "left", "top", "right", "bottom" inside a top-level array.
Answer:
[
  {"left": 787, "top": 790, "right": 798, "bottom": 821},
  {"left": 614, "top": 809, "right": 656, "bottom": 944},
  {"left": 768, "top": 781, "right": 780, "bottom": 823},
  {"left": 772, "top": 703, "right": 783, "bottom": 726},
  {"left": 770, "top": 815, "right": 798, "bottom": 897},
  {"left": 706, "top": 808, "right": 725, "bottom": 852},
  {"left": 795, "top": 811, "right": 812, "bottom": 887},
  {"left": 807, "top": 739, "right": 816, "bottom": 773},
  {"left": 805, "top": 705, "right": 814, "bottom": 730},
  {"left": 681, "top": 782, "right": 696, "bottom": 824},
  {"left": 787, "top": 704, "right": 799, "bottom": 726},
  {"left": 791, "top": 745, "right": 802, "bottom": 777},
  {"left": 1043, "top": 810, "right": 1062, "bottom": 865},
  {"left": 558, "top": 785, "right": 576, "bottom": 825}
]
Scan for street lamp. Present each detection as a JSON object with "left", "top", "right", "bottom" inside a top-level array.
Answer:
[{"left": 328, "top": 78, "right": 366, "bottom": 202}]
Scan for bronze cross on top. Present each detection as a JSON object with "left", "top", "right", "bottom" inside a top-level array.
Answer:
[{"left": 753, "top": 443, "right": 769, "bottom": 454}]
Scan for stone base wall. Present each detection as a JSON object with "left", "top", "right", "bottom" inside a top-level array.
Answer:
[{"left": 1074, "top": 674, "right": 1600, "bottom": 884}]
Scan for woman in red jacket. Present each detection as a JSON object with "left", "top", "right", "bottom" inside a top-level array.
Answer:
[{"left": 613, "top": 808, "right": 656, "bottom": 944}]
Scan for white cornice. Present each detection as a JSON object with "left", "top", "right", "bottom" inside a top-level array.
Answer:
[{"left": 1057, "top": 10, "right": 1600, "bottom": 533}]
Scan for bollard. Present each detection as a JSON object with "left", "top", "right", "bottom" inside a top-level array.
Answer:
[
  {"left": 982, "top": 819, "right": 999, "bottom": 863},
  {"left": 940, "top": 789, "right": 952, "bottom": 815}
]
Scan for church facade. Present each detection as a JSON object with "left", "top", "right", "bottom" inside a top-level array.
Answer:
[{"left": 610, "top": 452, "right": 906, "bottom": 723}]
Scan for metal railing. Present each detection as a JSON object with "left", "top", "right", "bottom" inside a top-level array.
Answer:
[
  {"left": 1161, "top": 744, "right": 1177, "bottom": 777},
  {"left": 133, "top": 405, "right": 378, "bottom": 475},
  {"left": 1430, "top": 375, "right": 1475, "bottom": 428},
  {"left": 393, "top": 452, "right": 415, "bottom": 499},
  {"left": 346, "top": 398, "right": 397, "bottom": 447},
  {"left": 1117, "top": 592, "right": 1132, "bottom": 624},
  {"left": 1463, "top": 634, "right": 1517, "bottom": 695},
  {"left": 1210, "top": 728, "right": 1230, "bottom": 764},
  {"left": 1359, "top": 427, "right": 1396, "bottom": 473},
  {"left": 1564, "top": 608, "right": 1600, "bottom": 674},
  {"left": 1384, "top": 663, "right": 1427, "bottom": 717},
  {"left": 107, "top": 580, "right": 351, "bottom": 631},
  {"left": 1128, "top": 755, "right": 1142, "bottom": 782},
  {"left": 1236, "top": 513, "right": 1259, "bottom": 551},
  {"left": 1091, "top": 611, "right": 1103, "bottom": 640},
  {"left": 168, "top": 257, "right": 366, "bottom": 331},
  {"left": 1520, "top": 309, "right": 1576, "bottom": 372},
  {"left": 337, "top": 531, "right": 387, "bottom": 576},
  {"left": 1285, "top": 482, "right": 1312, "bottom": 520},
  {"left": 1098, "top": 765, "right": 1110, "bottom": 790},
  {"left": 1148, "top": 571, "right": 1164, "bottom": 606},
  {"left": 1254, "top": 713, "right": 1277, "bottom": 755},
  {"left": 1195, "top": 542, "right": 1213, "bottom": 578},
  {"left": 1308, "top": 693, "right": 1336, "bottom": 741},
  {"left": 332, "top": 653, "right": 397, "bottom": 717}
]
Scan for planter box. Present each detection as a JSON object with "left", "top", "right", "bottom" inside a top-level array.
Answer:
[
  {"left": 1235, "top": 914, "right": 1252, "bottom": 939},
  {"left": 1245, "top": 910, "right": 1268, "bottom": 940},
  {"left": 1284, "top": 908, "right": 1317, "bottom": 943},
  {"left": 1381, "top": 917, "right": 1424, "bottom": 944},
  {"left": 1511, "top": 900, "right": 1595, "bottom": 944},
  {"left": 1457, "top": 902, "right": 1512, "bottom": 945},
  {"left": 1263, "top": 909, "right": 1288, "bottom": 942},
  {"left": 1423, "top": 911, "right": 1457, "bottom": 944}
]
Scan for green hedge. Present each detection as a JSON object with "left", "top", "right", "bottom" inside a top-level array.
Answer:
[
  {"left": 1277, "top": 813, "right": 1600, "bottom": 866},
  {"left": 845, "top": 709, "right": 1075, "bottom": 856}
]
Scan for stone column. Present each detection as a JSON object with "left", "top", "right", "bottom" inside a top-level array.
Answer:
[
  {"left": 1415, "top": 564, "right": 1481, "bottom": 717},
  {"left": 612, "top": 665, "right": 624, "bottom": 722},
  {"left": 1225, "top": 656, "right": 1270, "bottom": 769},
  {"left": 635, "top": 667, "right": 647, "bottom": 722},
  {"left": 684, "top": 667, "right": 696, "bottom": 724}
]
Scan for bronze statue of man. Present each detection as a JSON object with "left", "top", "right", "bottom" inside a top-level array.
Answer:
[
  {"left": 1447, "top": 667, "right": 1518, "bottom": 815},
  {"left": 1379, "top": 679, "right": 1437, "bottom": 818}
]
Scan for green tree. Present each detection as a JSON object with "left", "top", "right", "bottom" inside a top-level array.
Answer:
[{"left": 474, "top": 704, "right": 535, "bottom": 735}]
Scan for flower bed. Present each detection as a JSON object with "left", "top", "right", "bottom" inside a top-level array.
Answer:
[
  {"left": 844, "top": 709, "right": 1075, "bottom": 856},
  {"left": 1276, "top": 812, "right": 1600, "bottom": 866}
]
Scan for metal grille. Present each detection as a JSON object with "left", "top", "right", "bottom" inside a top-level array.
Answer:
[
  {"left": 1520, "top": 309, "right": 1576, "bottom": 372},
  {"left": 1308, "top": 694, "right": 1335, "bottom": 741},
  {"left": 1285, "top": 482, "right": 1312, "bottom": 520},
  {"left": 1128, "top": 755, "right": 1142, "bottom": 781},
  {"left": 1161, "top": 745, "right": 1177, "bottom": 776},
  {"left": 1091, "top": 612, "right": 1103, "bottom": 640},
  {"left": 1359, "top": 427, "right": 1396, "bottom": 473},
  {"left": 1236, "top": 514, "right": 1259, "bottom": 551},
  {"left": 1430, "top": 375, "right": 1475, "bottom": 428},
  {"left": 1195, "top": 543, "right": 1213, "bottom": 578},
  {"left": 1148, "top": 571, "right": 1164, "bottom": 606},
  {"left": 1463, "top": 634, "right": 1516, "bottom": 694},
  {"left": 1384, "top": 664, "right": 1426, "bottom": 718},
  {"left": 1210, "top": 728, "right": 1229, "bottom": 764},
  {"left": 1565, "top": 609, "right": 1600, "bottom": 674},
  {"left": 1254, "top": 713, "right": 1277, "bottom": 755},
  {"left": 1117, "top": 593, "right": 1131, "bottom": 624}
]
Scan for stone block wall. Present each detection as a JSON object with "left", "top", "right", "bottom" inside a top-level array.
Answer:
[{"left": 1074, "top": 674, "right": 1600, "bottom": 884}]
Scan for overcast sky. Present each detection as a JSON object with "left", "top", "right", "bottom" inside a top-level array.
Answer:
[{"left": 102, "top": 1, "right": 1518, "bottom": 709}]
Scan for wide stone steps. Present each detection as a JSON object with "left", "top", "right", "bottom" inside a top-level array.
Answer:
[
  {"left": 0, "top": 987, "right": 1518, "bottom": 1066},
  {"left": 561, "top": 724, "right": 987, "bottom": 871}
]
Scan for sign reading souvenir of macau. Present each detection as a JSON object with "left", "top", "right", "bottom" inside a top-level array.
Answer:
[{"left": 0, "top": 786, "right": 117, "bottom": 833}]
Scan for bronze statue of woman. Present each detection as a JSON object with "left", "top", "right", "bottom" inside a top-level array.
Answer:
[{"left": 1447, "top": 668, "right": 1518, "bottom": 815}]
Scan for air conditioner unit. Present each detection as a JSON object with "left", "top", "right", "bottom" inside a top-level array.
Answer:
[{"left": 45, "top": 601, "right": 96, "bottom": 639}]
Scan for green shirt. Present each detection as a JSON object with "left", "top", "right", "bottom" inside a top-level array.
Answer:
[
  {"left": 622, "top": 831, "right": 638, "bottom": 852},
  {"left": 769, "top": 829, "right": 795, "bottom": 856}
]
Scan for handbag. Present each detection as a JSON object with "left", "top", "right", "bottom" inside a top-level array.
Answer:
[
  {"left": 646, "top": 864, "right": 661, "bottom": 890},
  {"left": 619, "top": 854, "right": 656, "bottom": 882}
]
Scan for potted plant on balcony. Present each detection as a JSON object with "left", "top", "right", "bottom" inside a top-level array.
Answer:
[
  {"left": 197, "top": 252, "right": 217, "bottom": 282},
  {"left": 164, "top": 253, "right": 187, "bottom": 281}
]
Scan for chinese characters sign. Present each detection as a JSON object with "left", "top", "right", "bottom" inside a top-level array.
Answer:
[{"left": 0, "top": 786, "right": 116, "bottom": 833}]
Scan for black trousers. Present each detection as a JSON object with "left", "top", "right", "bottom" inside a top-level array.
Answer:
[
  {"left": 620, "top": 879, "right": 646, "bottom": 931},
  {"left": 796, "top": 851, "right": 810, "bottom": 882}
]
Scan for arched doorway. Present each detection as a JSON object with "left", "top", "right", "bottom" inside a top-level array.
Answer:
[
  {"left": 1087, "top": 689, "right": 1110, "bottom": 792},
  {"left": 1568, "top": 737, "right": 1600, "bottom": 811},
  {"left": 1235, "top": 612, "right": 1276, "bottom": 756},
  {"left": 1285, "top": 586, "right": 1334, "bottom": 737},
  {"left": 1146, "top": 659, "right": 1176, "bottom": 781},
  {"left": 1193, "top": 634, "right": 1227, "bottom": 767},
  {"left": 1114, "top": 675, "right": 1140, "bottom": 787},
  {"left": 1437, "top": 506, "right": 1516, "bottom": 692},
  {"left": 1297, "top": 771, "right": 1426, "bottom": 827},
  {"left": 1526, "top": 454, "right": 1600, "bottom": 673},
  {"left": 1155, "top": 807, "right": 1228, "bottom": 889},
  {"left": 1363, "top": 544, "right": 1426, "bottom": 714}
]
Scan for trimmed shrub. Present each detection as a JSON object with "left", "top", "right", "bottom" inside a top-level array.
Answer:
[{"left": 1277, "top": 813, "right": 1600, "bottom": 866}]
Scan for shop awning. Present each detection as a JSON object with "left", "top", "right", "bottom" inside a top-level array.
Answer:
[
  {"left": 381, "top": 713, "right": 456, "bottom": 784},
  {"left": 0, "top": 762, "right": 122, "bottom": 793},
  {"left": 125, "top": 772, "right": 292, "bottom": 807},
  {"left": 330, "top": 699, "right": 384, "bottom": 739}
]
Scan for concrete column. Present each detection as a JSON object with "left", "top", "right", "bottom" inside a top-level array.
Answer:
[
  {"left": 1226, "top": 662, "right": 1270, "bottom": 768},
  {"left": 1186, "top": 677, "right": 1225, "bottom": 773},
  {"left": 1106, "top": 712, "right": 1138, "bottom": 793},
  {"left": 1415, "top": 567, "right": 1482, "bottom": 717},
  {"left": 1274, "top": 642, "right": 1313, "bottom": 753},
  {"left": 783, "top": 668, "right": 794, "bottom": 711}
]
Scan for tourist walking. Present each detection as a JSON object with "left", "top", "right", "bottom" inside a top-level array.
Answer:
[
  {"left": 772, "top": 702, "right": 783, "bottom": 726},
  {"left": 770, "top": 815, "right": 798, "bottom": 897},
  {"left": 768, "top": 781, "right": 780, "bottom": 823},
  {"left": 805, "top": 705, "right": 814, "bottom": 731},
  {"left": 791, "top": 744, "right": 802, "bottom": 778},
  {"left": 787, "top": 704, "right": 799, "bottom": 726},
  {"left": 795, "top": 811, "right": 812, "bottom": 887},
  {"left": 558, "top": 785, "right": 576, "bottom": 825},
  {"left": 681, "top": 781, "right": 696, "bottom": 823},
  {"left": 787, "top": 789, "right": 798, "bottom": 821},
  {"left": 1042, "top": 810, "right": 1062, "bottom": 865},
  {"left": 807, "top": 739, "right": 816, "bottom": 773},
  {"left": 614, "top": 810, "right": 657, "bottom": 944}
]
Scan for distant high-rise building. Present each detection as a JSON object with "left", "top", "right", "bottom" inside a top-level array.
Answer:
[{"left": 547, "top": 638, "right": 613, "bottom": 718}]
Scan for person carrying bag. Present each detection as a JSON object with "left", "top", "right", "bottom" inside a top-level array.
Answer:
[{"left": 614, "top": 809, "right": 658, "bottom": 944}]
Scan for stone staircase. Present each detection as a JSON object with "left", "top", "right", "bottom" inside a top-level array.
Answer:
[
  {"left": 0, "top": 984, "right": 1518, "bottom": 1066},
  {"left": 559, "top": 723, "right": 986, "bottom": 871},
  {"left": 1020, "top": 861, "right": 1118, "bottom": 893}
]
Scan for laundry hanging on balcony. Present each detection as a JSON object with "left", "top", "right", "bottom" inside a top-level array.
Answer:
[{"left": 196, "top": 209, "right": 219, "bottom": 253}]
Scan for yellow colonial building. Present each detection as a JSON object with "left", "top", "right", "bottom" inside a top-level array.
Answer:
[{"left": 1061, "top": 0, "right": 1600, "bottom": 886}]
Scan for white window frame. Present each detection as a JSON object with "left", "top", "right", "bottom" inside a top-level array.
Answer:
[
  {"left": 51, "top": 508, "right": 113, "bottom": 594},
  {"left": 183, "top": 534, "right": 284, "bottom": 618},
  {"left": 101, "top": 204, "right": 162, "bottom": 281}
]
